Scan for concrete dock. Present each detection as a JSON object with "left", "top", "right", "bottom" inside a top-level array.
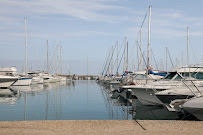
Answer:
[{"left": 0, "top": 120, "right": 203, "bottom": 135}]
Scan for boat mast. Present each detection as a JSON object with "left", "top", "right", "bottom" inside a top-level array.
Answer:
[
  {"left": 60, "top": 42, "right": 63, "bottom": 74},
  {"left": 108, "top": 49, "right": 110, "bottom": 76},
  {"left": 87, "top": 56, "right": 88, "bottom": 77},
  {"left": 111, "top": 46, "right": 113, "bottom": 75},
  {"left": 127, "top": 42, "right": 128, "bottom": 71},
  {"left": 166, "top": 47, "right": 167, "bottom": 71},
  {"left": 137, "top": 41, "right": 139, "bottom": 71},
  {"left": 187, "top": 27, "right": 191, "bottom": 77},
  {"left": 57, "top": 44, "right": 59, "bottom": 75},
  {"left": 147, "top": 5, "right": 151, "bottom": 79},
  {"left": 124, "top": 37, "right": 126, "bottom": 72},
  {"left": 187, "top": 27, "right": 189, "bottom": 66},
  {"left": 47, "top": 40, "right": 49, "bottom": 75},
  {"left": 140, "top": 29, "right": 142, "bottom": 71},
  {"left": 24, "top": 18, "right": 27, "bottom": 73},
  {"left": 116, "top": 41, "right": 118, "bottom": 75}
]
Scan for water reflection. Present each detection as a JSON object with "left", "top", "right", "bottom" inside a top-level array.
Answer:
[
  {"left": 0, "top": 88, "right": 20, "bottom": 104},
  {"left": 0, "top": 80, "right": 196, "bottom": 121}
]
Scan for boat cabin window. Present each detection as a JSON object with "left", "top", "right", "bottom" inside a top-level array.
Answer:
[
  {"left": 195, "top": 73, "right": 203, "bottom": 79},
  {"left": 164, "top": 72, "right": 176, "bottom": 80},
  {"left": 134, "top": 74, "right": 146, "bottom": 79},
  {"left": 181, "top": 72, "right": 203, "bottom": 79},
  {"left": 174, "top": 74, "right": 182, "bottom": 80},
  {"left": 6, "top": 72, "right": 14, "bottom": 76}
]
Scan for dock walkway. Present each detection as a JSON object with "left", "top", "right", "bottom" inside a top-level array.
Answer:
[{"left": 0, "top": 120, "right": 202, "bottom": 135}]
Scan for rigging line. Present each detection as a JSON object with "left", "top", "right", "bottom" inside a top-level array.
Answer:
[
  {"left": 137, "top": 41, "right": 147, "bottom": 69},
  {"left": 101, "top": 48, "right": 109, "bottom": 74},
  {"left": 167, "top": 48, "right": 174, "bottom": 67},
  {"left": 151, "top": 48, "right": 159, "bottom": 70},
  {"left": 112, "top": 38, "right": 125, "bottom": 69},
  {"left": 115, "top": 46, "right": 125, "bottom": 76},
  {"left": 102, "top": 48, "right": 111, "bottom": 75},
  {"left": 105, "top": 45, "right": 117, "bottom": 76},
  {"left": 49, "top": 42, "right": 57, "bottom": 73},
  {"left": 128, "top": 10, "right": 148, "bottom": 68}
]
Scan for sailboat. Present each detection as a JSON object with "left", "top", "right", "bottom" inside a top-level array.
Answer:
[{"left": 13, "top": 18, "right": 32, "bottom": 86}]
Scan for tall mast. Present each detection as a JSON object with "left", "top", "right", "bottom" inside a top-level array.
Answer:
[
  {"left": 60, "top": 41, "right": 62, "bottom": 74},
  {"left": 127, "top": 42, "right": 128, "bottom": 71},
  {"left": 187, "top": 27, "right": 189, "bottom": 65},
  {"left": 140, "top": 29, "right": 142, "bottom": 70},
  {"left": 24, "top": 18, "right": 27, "bottom": 73},
  {"left": 137, "top": 41, "right": 139, "bottom": 70},
  {"left": 182, "top": 50, "right": 183, "bottom": 65},
  {"left": 187, "top": 27, "right": 191, "bottom": 77},
  {"left": 166, "top": 47, "right": 167, "bottom": 71},
  {"left": 124, "top": 37, "right": 126, "bottom": 72},
  {"left": 116, "top": 41, "right": 118, "bottom": 75},
  {"left": 87, "top": 56, "right": 88, "bottom": 77},
  {"left": 54, "top": 42, "right": 57, "bottom": 74},
  {"left": 147, "top": 5, "right": 151, "bottom": 79},
  {"left": 111, "top": 46, "right": 113, "bottom": 75},
  {"left": 108, "top": 48, "right": 110, "bottom": 76},
  {"left": 47, "top": 40, "right": 49, "bottom": 75},
  {"left": 57, "top": 44, "right": 59, "bottom": 75}
]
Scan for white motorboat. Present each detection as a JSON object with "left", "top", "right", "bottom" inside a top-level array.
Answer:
[
  {"left": 181, "top": 96, "right": 203, "bottom": 120},
  {"left": 155, "top": 82, "right": 202, "bottom": 105},
  {"left": 0, "top": 75, "right": 18, "bottom": 88},
  {"left": 0, "top": 67, "right": 32, "bottom": 86},
  {"left": 60, "top": 76, "right": 67, "bottom": 81},
  {"left": 27, "top": 72, "right": 44, "bottom": 84},
  {"left": 122, "top": 66, "right": 203, "bottom": 106}
]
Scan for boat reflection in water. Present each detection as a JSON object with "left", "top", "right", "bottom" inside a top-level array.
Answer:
[
  {"left": 0, "top": 80, "right": 198, "bottom": 121},
  {"left": 133, "top": 105, "right": 180, "bottom": 120},
  {"left": 0, "top": 88, "right": 20, "bottom": 104}
]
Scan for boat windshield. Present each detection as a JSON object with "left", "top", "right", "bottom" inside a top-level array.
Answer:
[
  {"left": 164, "top": 72, "right": 176, "bottom": 80},
  {"left": 134, "top": 74, "right": 146, "bottom": 79}
]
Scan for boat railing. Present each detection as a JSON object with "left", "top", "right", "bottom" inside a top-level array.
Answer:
[{"left": 182, "top": 79, "right": 203, "bottom": 97}]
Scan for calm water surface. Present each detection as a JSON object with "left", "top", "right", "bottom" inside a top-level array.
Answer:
[{"left": 0, "top": 80, "right": 133, "bottom": 121}]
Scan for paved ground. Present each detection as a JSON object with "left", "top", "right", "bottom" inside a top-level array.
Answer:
[{"left": 0, "top": 120, "right": 202, "bottom": 135}]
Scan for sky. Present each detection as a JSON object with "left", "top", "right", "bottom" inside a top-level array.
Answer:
[{"left": 0, "top": 0, "right": 203, "bottom": 75}]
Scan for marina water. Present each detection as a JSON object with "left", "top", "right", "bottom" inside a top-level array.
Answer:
[{"left": 0, "top": 80, "right": 133, "bottom": 121}]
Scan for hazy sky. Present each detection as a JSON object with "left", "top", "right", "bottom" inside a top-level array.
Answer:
[{"left": 0, "top": 0, "right": 203, "bottom": 75}]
